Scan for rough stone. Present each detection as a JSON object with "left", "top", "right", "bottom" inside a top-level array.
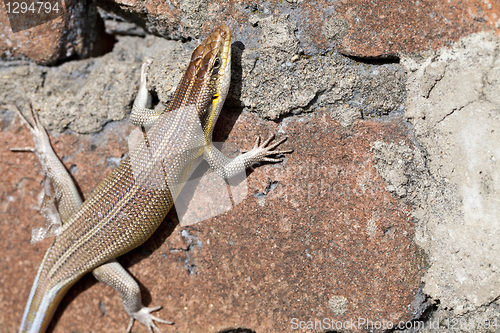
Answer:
[
  {"left": 0, "top": 0, "right": 106, "bottom": 64},
  {"left": 97, "top": 0, "right": 500, "bottom": 57},
  {"left": 0, "top": 30, "right": 426, "bottom": 330},
  {"left": 402, "top": 31, "right": 500, "bottom": 315},
  {"left": 1, "top": 29, "right": 406, "bottom": 131},
  {"left": 3, "top": 0, "right": 499, "bottom": 63},
  {"left": 0, "top": 35, "right": 186, "bottom": 133},
  {"left": 2, "top": 3, "right": 499, "bottom": 332},
  {"left": 232, "top": 15, "right": 406, "bottom": 120},
  {"left": 336, "top": 0, "right": 500, "bottom": 57},
  {"left": 1, "top": 109, "right": 426, "bottom": 332}
]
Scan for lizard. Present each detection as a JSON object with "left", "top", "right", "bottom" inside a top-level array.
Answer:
[{"left": 16, "top": 24, "right": 292, "bottom": 333}]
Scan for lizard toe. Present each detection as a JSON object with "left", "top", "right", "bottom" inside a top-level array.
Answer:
[{"left": 127, "top": 306, "right": 173, "bottom": 333}]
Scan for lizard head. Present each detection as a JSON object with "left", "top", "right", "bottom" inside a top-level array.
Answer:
[{"left": 180, "top": 24, "right": 232, "bottom": 138}]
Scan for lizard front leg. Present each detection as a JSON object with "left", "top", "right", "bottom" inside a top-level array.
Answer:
[
  {"left": 130, "top": 58, "right": 164, "bottom": 127},
  {"left": 204, "top": 134, "right": 293, "bottom": 179}
]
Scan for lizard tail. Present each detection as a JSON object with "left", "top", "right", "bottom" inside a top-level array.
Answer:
[{"left": 19, "top": 257, "right": 75, "bottom": 333}]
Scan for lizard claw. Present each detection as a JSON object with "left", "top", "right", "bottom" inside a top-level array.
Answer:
[
  {"left": 244, "top": 134, "right": 293, "bottom": 164},
  {"left": 127, "top": 306, "right": 173, "bottom": 333},
  {"left": 140, "top": 58, "right": 153, "bottom": 86},
  {"left": 9, "top": 103, "right": 49, "bottom": 153}
]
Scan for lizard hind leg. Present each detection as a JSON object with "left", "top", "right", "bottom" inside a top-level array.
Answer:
[
  {"left": 92, "top": 260, "right": 174, "bottom": 333},
  {"left": 10, "top": 103, "right": 83, "bottom": 238}
]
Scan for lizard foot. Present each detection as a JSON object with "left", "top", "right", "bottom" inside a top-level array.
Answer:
[
  {"left": 244, "top": 134, "right": 294, "bottom": 164},
  {"left": 126, "top": 306, "right": 173, "bottom": 333},
  {"left": 9, "top": 103, "right": 54, "bottom": 157}
]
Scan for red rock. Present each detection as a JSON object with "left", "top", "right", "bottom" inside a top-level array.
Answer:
[
  {"left": 1, "top": 110, "right": 425, "bottom": 332},
  {"left": 0, "top": 0, "right": 106, "bottom": 64},
  {"left": 336, "top": 0, "right": 500, "bottom": 57},
  {"left": 99, "top": 0, "right": 499, "bottom": 57}
]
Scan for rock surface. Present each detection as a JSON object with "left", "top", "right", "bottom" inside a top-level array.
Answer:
[
  {"left": 2, "top": 0, "right": 499, "bottom": 63},
  {"left": 0, "top": 2, "right": 499, "bottom": 333},
  {"left": 98, "top": 0, "right": 500, "bottom": 57},
  {"left": 0, "top": 0, "right": 106, "bottom": 64},
  {"left": 402, "top": 32, "right": 500, "bottom": 326},
  {"left": 0, "top": 108, "right": 425, "bottom": 333}
]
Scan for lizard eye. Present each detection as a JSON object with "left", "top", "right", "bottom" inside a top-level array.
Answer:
[{"left": 212, "top": 58, "right": 221, "bottom": 76}]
